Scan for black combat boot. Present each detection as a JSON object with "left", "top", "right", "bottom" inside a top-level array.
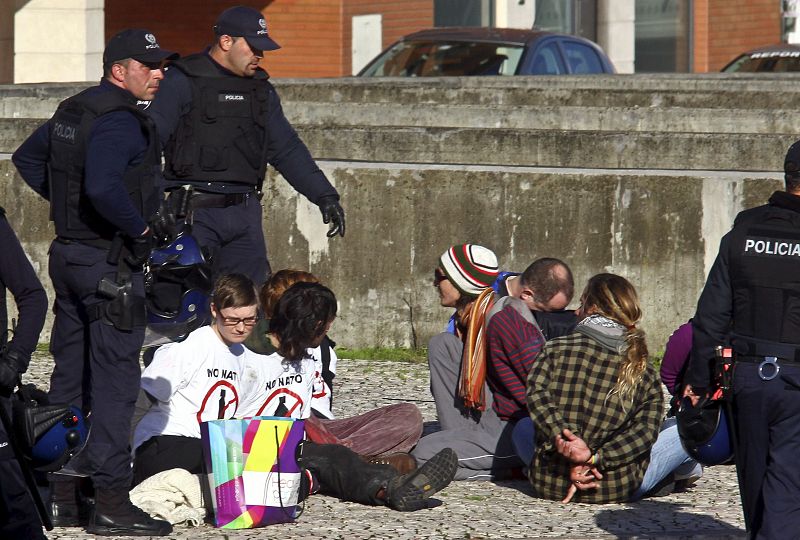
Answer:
[
  {"left": 86, "top": 487, "right": 172, "bottom": 536},
  {"left": 384, "top": 447, "right": 458, "bottom": 511},
  {"left": 48, "top": 478, "right": 88, "bottom": 527}
]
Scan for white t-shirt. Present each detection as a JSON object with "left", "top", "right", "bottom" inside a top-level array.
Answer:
[
  {"left": 308, "top": 345, "right": 338, "bottom": 419},
  {"left": 239, "top": 351, "right": 316, "bottom": 419},
  {"left": 133, "top": 325, "right": 250, "bottom": 451}
]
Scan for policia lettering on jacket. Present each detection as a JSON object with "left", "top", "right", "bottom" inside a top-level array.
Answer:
[{"left": 743, "top": 236, "right": 800, "bottom": 257}]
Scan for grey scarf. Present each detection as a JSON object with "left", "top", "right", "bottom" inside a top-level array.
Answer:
[{"left": 575, "top": 314, "right": 628, "bottom": 354}]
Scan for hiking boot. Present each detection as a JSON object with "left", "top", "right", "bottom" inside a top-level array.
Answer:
[
  {"left": 365, "top": 452, "right": 418, "bottom": 475},
  {"left": 86, "top": 487, "right": 172, "bottom": 536},
  {"left": 385, "top": 447, "right": 457, "bottom": 511}
]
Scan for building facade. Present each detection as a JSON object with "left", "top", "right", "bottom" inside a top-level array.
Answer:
[{"left": 0, "top": 0, "right": 784, "bottom": 83}]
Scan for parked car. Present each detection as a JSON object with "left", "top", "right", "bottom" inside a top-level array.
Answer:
[
  {"left": 357, "top": 27, "right": 615, "bottom": 77},
  {"left": 721, "top": 44, "right": 800, "bottom": 73}
]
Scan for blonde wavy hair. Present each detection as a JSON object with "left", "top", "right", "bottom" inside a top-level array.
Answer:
[{"left": 580, "top": 273, "right": 648, "bottom": 406}]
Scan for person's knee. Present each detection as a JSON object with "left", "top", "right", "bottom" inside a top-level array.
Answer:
[
  {"left": 412, "top": 433, "right": 449, "bottom": 462},
  {"left": 428, "top": 333, "right": 462, "bottom": 369}
]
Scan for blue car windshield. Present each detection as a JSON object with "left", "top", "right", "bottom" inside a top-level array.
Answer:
[{"left": 360, "top": 40, "right": 525, "bottom": 76}]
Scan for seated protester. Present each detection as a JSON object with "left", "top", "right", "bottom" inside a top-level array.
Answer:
[
  {"left": 418, "top": 247, "right": 575, "bottom": 480},
  {"left": 132, "top": 273, "right": 261, "bottom": 484},
  {"left": 661, "top": 320, "right": 693, "bottom": 397},
  {"left": 240, "top": 282, "right": 457, "bottom": 511},
  {"left": 245, "top": 270, "right": 422, "bottom": 468},
  {"left": 520, "top": 273, "right": 698, "bottom": 503}
]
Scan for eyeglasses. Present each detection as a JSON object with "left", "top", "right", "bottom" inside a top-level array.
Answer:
[
  {"left": 219, "top": 316, "right": 259, "bottom": 327},
  {"left": 433, "top": 270, "right": 449, "bottom": 286}
]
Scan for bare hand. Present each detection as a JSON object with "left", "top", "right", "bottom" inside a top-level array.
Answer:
[
  {"left": 555, "top": 428, "right": 592, "bottom": 464},
  {"left": 562, "top": 464, "right": 603, "bottom": 503},
  {"left": 682, "top": 384, "right": 700, "bottom": 407}
]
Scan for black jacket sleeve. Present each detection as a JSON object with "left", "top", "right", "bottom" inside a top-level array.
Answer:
[
  {"left": 264, "top": 85, "right": 339, "bottom": 205},
  {"left": 0, "top": 212, "right": 47, "bottom": 368},
  {"left": 685, "top": 232, "right": 733, "bottom": 389}
]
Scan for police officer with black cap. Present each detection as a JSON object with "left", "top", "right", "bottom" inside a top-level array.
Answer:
[
  {"left": 12, "top": 29, "right": 175, "bottom": 536},
  {"left": 0, "top": 208, "right": 48, "bottom": 540},
  {"left": 683, "top": 140, "right": 800, "bottom": 539},
  {"left": 146, "top": 5, "right": 345, "bottom": 285}
]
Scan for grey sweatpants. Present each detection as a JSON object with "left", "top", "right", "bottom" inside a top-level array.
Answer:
[{"left": 412, "top": 332, "right": 521, "bottom": 480}]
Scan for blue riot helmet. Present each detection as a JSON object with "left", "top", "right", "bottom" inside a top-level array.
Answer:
[
  {"left": 29, "top": 406, "right": 89, "bottom": 471},
  {"left": 676, "top": 396, "right": 734, "bottom": 466},
  {"left": 12, "top": 390, "right": 89, "bottom": 473},
  {"left": 145, "top": 232, "right": 213, "bottom": 344}
]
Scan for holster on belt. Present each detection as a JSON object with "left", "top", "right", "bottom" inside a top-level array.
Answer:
[{"left": 87, "top": 233, "right": 146, "bottom": 332}]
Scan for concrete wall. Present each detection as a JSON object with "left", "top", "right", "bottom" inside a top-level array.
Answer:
[{"left": 0, "top": 75, "right": 794, "bottom": 352}]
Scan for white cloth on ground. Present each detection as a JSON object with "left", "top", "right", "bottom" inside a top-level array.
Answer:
[{"left": 129, "top": 468, "right": 206, "bottom": 526}]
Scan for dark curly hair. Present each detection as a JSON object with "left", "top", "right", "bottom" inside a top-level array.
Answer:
[{"left": 269, "top": 282, "right": 337, "bottom": 362}]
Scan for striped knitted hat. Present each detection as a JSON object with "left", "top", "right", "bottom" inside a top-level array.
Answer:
[{"left": 439, "top": 244, "right": 499, "bottom": 297}]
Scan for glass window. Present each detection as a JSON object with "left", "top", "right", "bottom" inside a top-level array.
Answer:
[
  {"left": 529, "top": 42, "right": 565, "bottom": 74},
  {"left": 535, "top": 0, "right": 574, "bottom": 34},
  {"left": 722, "top": 52, "right": 800, "bottom": 73},
  {"left": 360, "top": 40, "right": 526, "bottom": 77},
  {"left": 635, "top": 0, "right": 692, "bottom": 72},
  {"left": 560, "top": 40, "right": 603, "bottom": 73},
  {"left": 435, "top": 0, "right": 494, "bottom": 27}
]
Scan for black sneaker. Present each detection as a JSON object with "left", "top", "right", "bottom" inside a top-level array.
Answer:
[
  {"left": 385, "top": 447, "right": 457, "bottom": 511},
  {"left": 86, "top": 489, "right": 172, "bottom": 537}
]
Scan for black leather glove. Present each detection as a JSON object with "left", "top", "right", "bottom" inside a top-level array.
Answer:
[
  {"left": 124, "top": 229, "right": 155, "bottom": 267},
  {"left": 150, "top": 201, "right": 176, "bottom": 247},
  {"left": 318, "top": 196, "right": 345, "bottom": 238},
  {"left": 0, "top": 347, "right": 25, "bottom": 393}
]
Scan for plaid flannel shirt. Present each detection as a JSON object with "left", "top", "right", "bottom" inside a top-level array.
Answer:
[{"left": 525, "top": 332, "right": 663, "bottom": 503}]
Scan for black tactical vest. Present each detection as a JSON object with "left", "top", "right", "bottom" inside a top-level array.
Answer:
[
  {"left": 48, "top": 87, "right": 160, "bottom": 244},
  {"left": 727, "top": 203, "right": 800, "bottom": 349},
  {"left": 163, "top": 54, "right": 270, "bottom": 187}
]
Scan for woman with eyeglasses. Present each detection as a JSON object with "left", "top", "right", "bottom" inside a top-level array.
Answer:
[{"left": 131, "top": 273, "right": 261, "bottom": 485}]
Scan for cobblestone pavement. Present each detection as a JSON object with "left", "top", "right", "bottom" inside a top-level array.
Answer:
[{"left": 25, "top": 352, "right": 746, "bottom": 540}]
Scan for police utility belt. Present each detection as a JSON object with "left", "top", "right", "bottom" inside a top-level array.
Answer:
[
  {"left": 168, "top": 185, "right": 258, "bottom": 215},
  {"left": 735, "top": 341, "right": 800, "bottom": 381}
]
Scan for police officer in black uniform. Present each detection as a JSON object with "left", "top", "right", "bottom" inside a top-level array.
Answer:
[
  {"left": 0, "top": 209, "right": 48, "bottom": 540},
  {"left": 146, "top": 5, "right": 345, "bottom": 286},
  {"left": 683, "top": 140, "right": 800, "bottom": 539},
  {"left": 12, "top": 29, "right": 175, "bottom": 537}
]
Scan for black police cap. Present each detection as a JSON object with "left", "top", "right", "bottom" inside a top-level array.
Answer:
[
  {"left": 103, "top": 29, "right": 178, "bottom": 67},
  {"left": 213, "top": 6, "right": 281, "bottom": 52},
  {"left": 785, "top": 139, "right": 800, "bottom": 177}
]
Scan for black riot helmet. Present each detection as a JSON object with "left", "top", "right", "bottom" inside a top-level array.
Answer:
[{"left": 676, "top": 396, "right": 734, "bottom": 466}]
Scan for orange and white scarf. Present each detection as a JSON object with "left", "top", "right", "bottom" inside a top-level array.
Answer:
[{"left": 458, "top": 288, "right": 496, "bottom": 411}]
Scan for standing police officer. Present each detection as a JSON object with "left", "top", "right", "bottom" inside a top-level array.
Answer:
[
  {"left": 0, "top": 208, "right": 48, "bottom": 540},
  {"left": 146, "top": 5, "right": 345, "bottom": 285},
  {"left": 12, "top": 29, "right": 175, "bottom": 536},
  {"left": 683, "top": 141, "right": 800, "bottom": 538}
]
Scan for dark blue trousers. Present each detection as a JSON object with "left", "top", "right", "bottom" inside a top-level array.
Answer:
[
  {"left": 0, "top": 396, "right": 46, "bottom": 540},
  {"left": 733, "top": 361, "right": 800, "bottom": 539},
  {"left": 48, "top": 240, "right": 144, "bottom": 490},
  {"left": 190, "top": 197, "right": 270, "bottom": 286}
]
